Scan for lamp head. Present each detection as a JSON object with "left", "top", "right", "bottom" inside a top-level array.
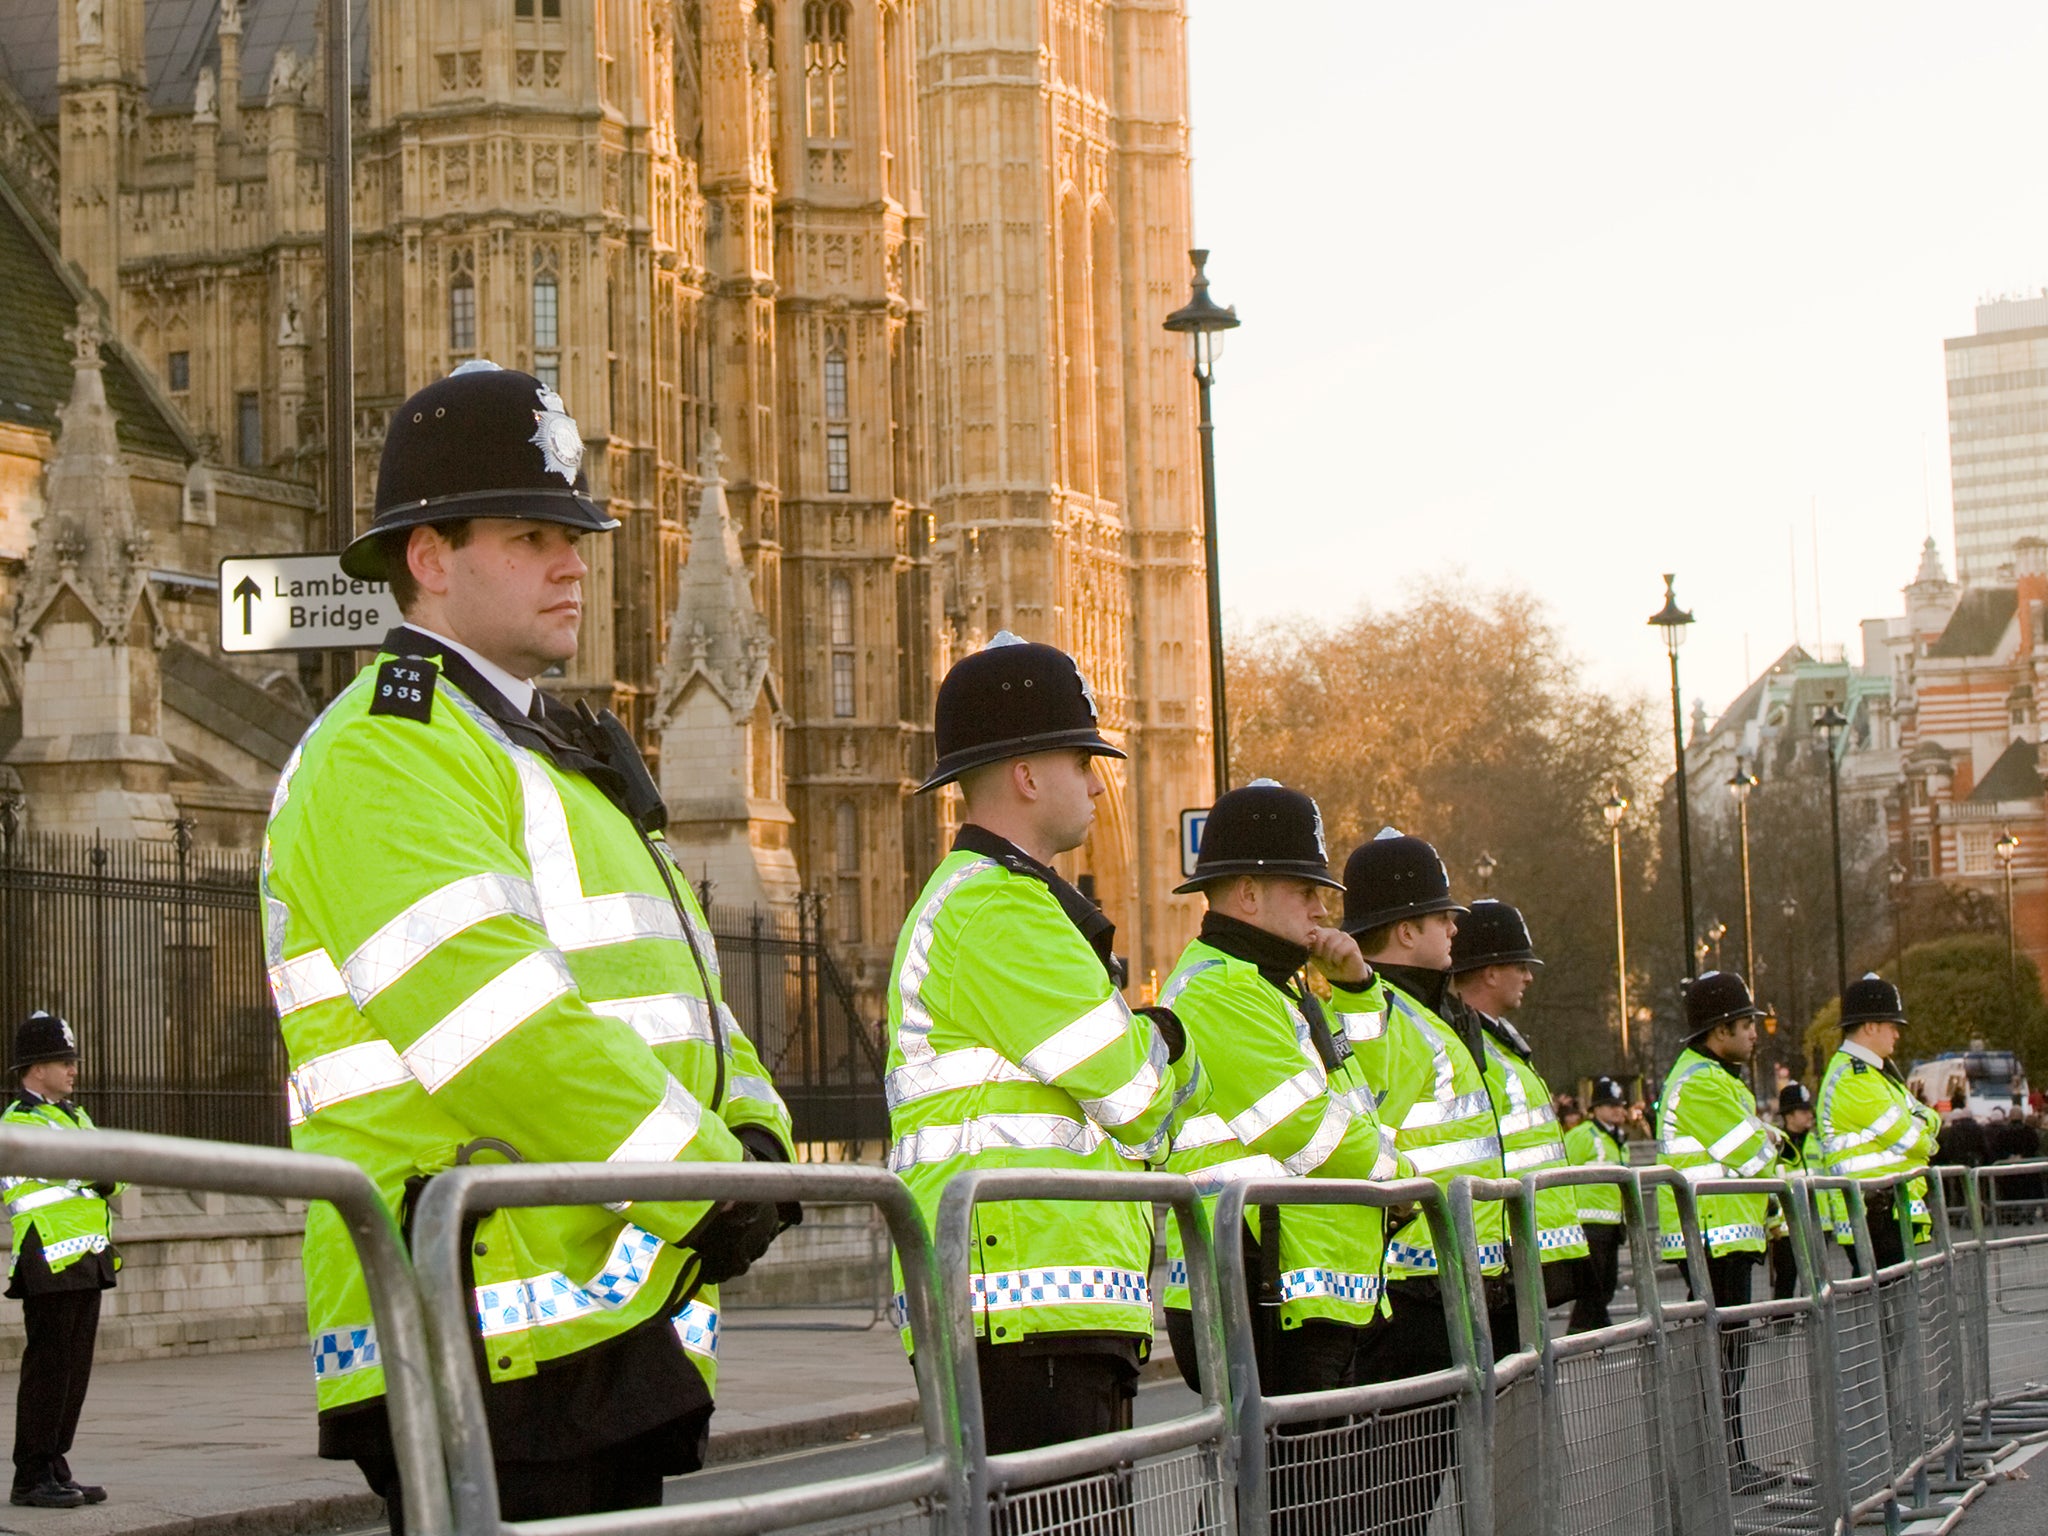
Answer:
[
  {"left": 1728, "top": 765, "right": 1756, "bottom": 802},
  {"left": 1164, "top": 249, "right": 1240, "bottom": 377},
  {"left": 1648, "top": 573, "right": 1694, "bottom": 654},
  {"left": 1602, "top": 792, "right": 1628, "bottom": 829}
]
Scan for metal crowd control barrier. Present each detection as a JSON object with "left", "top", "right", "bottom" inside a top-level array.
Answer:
[
  {"left": 1967, "top": 1159, "right": 2048, "bottom": 1422},
  {"left": 1637, "top": 1167, "right": 1736, "bottom": 1536},
  {"left": 411, "top": 1162, "right": 960, "bottom": 1536},
  {"left": 1213, "top": 1175, "right": 1487, "bottom": 1536},
  {"left": 1680, "top": 1176, "right": 1843, "bottom": 1536},
  {"left": 1477, "top": 1165, "right": 1687, "bottom": 1536},
  {"left": 936, "top": 1169, "right": 1234, "bottom": 1536},
  {"left": 0, "top": 1124, "right": 450, "bottom": 1535}
]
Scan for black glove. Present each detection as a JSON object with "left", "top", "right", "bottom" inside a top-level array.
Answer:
[
  {"left": 685, "top": 1134, "right": 802, "bottom": 1285},
  {"left": 1135, "top": 1004, "right": 1187, "bottom": 1063},
  {"left": 89, "top": 1182, "right": 116, "bottom": 1200}
]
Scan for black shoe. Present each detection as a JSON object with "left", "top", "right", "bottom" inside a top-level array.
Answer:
[
  {"left": 65, "top": 1482, "right": 106, "bottom": 1505},
  {"left": 11, "top": 1480, "right": 85, "bottom": 1508},
  {"left": 1731, "top": 1461, "right": 1787, "bottom": 1495}
]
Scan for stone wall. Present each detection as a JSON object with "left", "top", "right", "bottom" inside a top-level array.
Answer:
[{"left": 0, "top": 1194, "right": 890, "bottom": 1366}]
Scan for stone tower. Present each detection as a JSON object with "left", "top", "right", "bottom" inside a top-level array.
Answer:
[
  {"left": 919, "top": 0, "right": 1213, "bottom": 988},
  {"left": 7, "top": 303, "right": 177, "bottom": 840},
  {"left": 656, "top": 431, "right": 800, "bottom": 912}
]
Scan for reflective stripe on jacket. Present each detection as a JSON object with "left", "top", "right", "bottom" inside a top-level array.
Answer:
[
  {"left": 1818, "top": 1044, "right": 1939, "bottom": 1245},
  {"left": 265, "top": 649, "right": 792, "bottom": 1417},
  {"left": 1654, "top": 1047, "right": 1776, "bottom": 1258},
  {"left": 1477, "top": 1018, "right": 1587, "bottom": 1262},
  {"left": 1349, "top": 981, "right": 1507, "bottom": 1278},
  {"left": 884, "top": 849, "right": 1202, "bottom": 1351},
  {"left": 1, "top": 1096, "right": 120, "bottom": 1281},
  {"left": 1160, "top": 943, "right": 1401, "bottom": 1329},
  {"left": 1562, "top": 1118, "right": 1627, "bottom": 1225}
]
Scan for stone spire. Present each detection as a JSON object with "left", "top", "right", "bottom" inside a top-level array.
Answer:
[
  {"left": 656, "top": 430, "right": 799, "bottom": 912},
  {"left": 1906, "top": 534, "right": 1961, "bottom": 643},
  {"left": 7, "top": 303, "right": 178, "bottom": 839},
  {"left": 1914, "top": 535, "right": 1949, "bottom": 587}
]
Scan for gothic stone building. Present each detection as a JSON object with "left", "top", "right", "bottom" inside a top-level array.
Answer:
[{"left": 0, "top": 0, "right": 1217, "bottom": 999}]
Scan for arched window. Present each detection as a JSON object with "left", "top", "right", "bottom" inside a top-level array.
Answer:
[
  {"left": 829, "top": 575, "right": 855, "bottom": 716},
  {"left": 824, "top": 344, "right": 847, "bottom": 420},
  {"left": 449, "top": 275, "right": 476, "bottom": 354},
  {"left": 804, "top": 0, "right": 850, "bottom": 139},
  {"left": 531, "top": 263, "right": 560, "bottom": 388},
  {"left": 834, "top": 800, "right": 862, "bottom": 943}
]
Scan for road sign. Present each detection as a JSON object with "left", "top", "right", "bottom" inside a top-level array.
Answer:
[
  {"left": 218, "top": 554, "right": 398, "bottom": 653},
  {"left": 1180, "top": 807, "right": 1210, "bottom": 879}
]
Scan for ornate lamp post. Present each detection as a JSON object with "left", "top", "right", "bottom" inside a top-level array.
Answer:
[
  {"left": 1603, "top": 792, "right": 1631, "bottom": 1063},
  {"left": 1887, "top": 857, "right": 1908, "bottom": 993},
  {"left": 1997, "top": 829, "right": 2020, "bottom": 1021},
  {"left": 1814, "top": 702, "right": 1851, "bottom": 1005},
  {"left": 1706, "top": 919, "right": 1728, "bottom": 972},
  {"left": 1476, "top": 851, "right": 1498, "bottom": 896},
  {"left": 1729, "top": 764, "right": 1758, "bottom": 986},
  {"left": 1649, "top": 576, "right": 1698, "bottom": 979},
  {"left": 1164, "top": 250, "right": 1240, "bottom": 796},
  {"left": 1780, "top": 895, "right": 1802, "bottom": 1059}
]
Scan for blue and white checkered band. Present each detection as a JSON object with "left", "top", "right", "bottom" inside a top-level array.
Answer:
[
  {"left": 472, "top": 1224, "right": 665, "bottom": 1337},
  {"left": 673, "top": 1299, "right": 718, "bottom": 1359},
  {"left": 1388, "top": 1239, "right": 1508, "bottom": 1273},
  {"left": 1537, "top": 1224, "right": 1589, "bottom": 1252},
  {"left": 969, "top": 1266, "right": 1150, "bottom": 1314},
  {"left": 311, "top": 1324, "right": 380, "bottom": 1381},
  {"left": 1662, "top": 1221, "right": 1767, "bottom": 1257},
  {"left": 529, "top": 383, "right": 584, "bottom": 484},
  {"left": 887, "top": 1292, "right": 910, "bottom": 1332},
  {"left": 1279, "top": 1267, "right": 1384, "bottom": 1306},
  {"left": 1167, "top": 1258, "right": 1188, "bottom": 1289}
]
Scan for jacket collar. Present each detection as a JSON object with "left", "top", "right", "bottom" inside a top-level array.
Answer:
[
  {"left": 953, "top": 824, "right": 1124, "bottom": 987},
  {"left": 1841, "top": 1038, "right": 1887, "bottom": 1070},
  {"left": 398, "top": 622, "right": 535, "bottom": 715},
  {"left": 1377, "top": 961, "right": 1451, "bottom": 1015},
  {"left": 1197, "top": 912, "right": 1310, "bottom": 988}
]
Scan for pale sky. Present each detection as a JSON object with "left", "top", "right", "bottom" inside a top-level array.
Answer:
[{"left": 1184, "top": 2, "right": 2048, "bottom": 720}]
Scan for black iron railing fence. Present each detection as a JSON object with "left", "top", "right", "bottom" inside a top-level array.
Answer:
[{"left": 0, "top": 825, "right": 885, "bottom": 1151}]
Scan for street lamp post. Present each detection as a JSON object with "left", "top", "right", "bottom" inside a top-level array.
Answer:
[
  {"left": 1476, "top": 851, "right": 1498, "bottom": 896},
  {"left": 1649, "top": 576, "right": 1698, "bottom": 980},
  {"left": 1707, "top": 919, "right": 1728, "bottom": 972},
  {"left": 1603, "top": 793, "right": 1631, "bottom": 1066},
  {"left": 1996, "top": 829, "right": 2020, "bottom": 1022},
  {"left": 1815, "top": 702, "right": 1851, "bottom": 1006},
  {"left": 1780, "top": 895, "right": 1802, "bottom": 1072},
  {"left": 1164, "top": 250, "right": 1240, "bottom": 797},
  {"left": 1887, "top": 858, "right": 1908, "bottom": 994},
  {"left": 1729, "top": 764, "right": 1758, "bottom": 986}
]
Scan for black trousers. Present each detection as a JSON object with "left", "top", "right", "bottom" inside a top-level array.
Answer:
[
  {"left": 1768, "top": 1235, "right": 1800, "bottom": 1301},
  {"left": 1845, "top": 1204, "right": 1906, "bottom": 1277},
  {"left": 12, "top": 1289, "right": 100, "bottom": 1493},
  {"left": 1684, "top": 1253, "right": 1758, "bottom": 1465},
  {"left": 364, "top": 1407, "right": 710, "bottom": 1536},
  {"left": 978, "top": 1344, "right": 1137, "bottom": 1536},
  {"left": 1567, "top": 1225, "right": 1623, "bottom": 1333}
]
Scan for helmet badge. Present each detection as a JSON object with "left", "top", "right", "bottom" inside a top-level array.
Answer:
[
  {"left": 529, "top": 384, "right": 585, "bottom": 485},
  {"left": 1074, "top": 660, "right": 1099, "bottom": 721}
]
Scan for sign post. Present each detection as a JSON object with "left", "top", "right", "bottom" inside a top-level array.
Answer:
[{"left": 218, "top": 554, "right": 397, "bottom": 653}]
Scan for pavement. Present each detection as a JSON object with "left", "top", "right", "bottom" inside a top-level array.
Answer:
[{"left": 0, "top": 1307, "right": 931, "bottom": 1536}]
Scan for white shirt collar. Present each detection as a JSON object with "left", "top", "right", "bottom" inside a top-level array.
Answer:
[
  {"left": 405, "top": 624, "right": 536, "bottom": 717},
  {"left": 1841, "top": 1038, "right": 1887, "bottom": 1070}
]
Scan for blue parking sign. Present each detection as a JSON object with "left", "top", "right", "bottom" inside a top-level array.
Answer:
[{"left": 1180, "top": 807, "right": 1210, "bottom": 879}]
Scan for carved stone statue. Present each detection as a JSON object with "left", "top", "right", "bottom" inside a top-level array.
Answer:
[
  {"left": 219, "top": 0, "right": 242, "bottom": 32},
  {"left": 277, "top": 292, "right": 304, "bottom": 347},
  {"left": 75, "top": 0, "right": 102, "bottom": 48},
  {"left": 193, "top": 67, "right": 218, "bottom": 121},
  {"left": 268, "top": 46, "right": 301, "bottom": 103}
]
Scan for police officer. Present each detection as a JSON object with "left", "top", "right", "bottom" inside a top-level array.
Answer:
[
  {"left": 267, "top": 363, "right": 798, "bottom": 1528},
  {"left": 1449, "top": 901, "right": 1587, "bottom": 1308},
  {"left": 2, "top": 1011, "right": 114, "bottom": 1509},
  {"left": 1340, "top": 829, "right": 1505, "bottom": 1536},
  {"left": 885, "top": 633, "right": 1201, "bottom": 1461},
  {"left": 1818, "top": 974, "right": 1941, "bottom": 1275},
  {"left": 1562, "top": 1076, "right": 1630, "bottom": 1333},
  {"left": 1766, "top": 1083, "right": 1822, "bottom": 1300},
  {"left": 1655, "top": 972, "right": 1784, "bottom": 1494}
]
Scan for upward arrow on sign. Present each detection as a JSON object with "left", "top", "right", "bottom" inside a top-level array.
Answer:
[{"left": 232, "top": 575, "right": 262, "bottom": 636}]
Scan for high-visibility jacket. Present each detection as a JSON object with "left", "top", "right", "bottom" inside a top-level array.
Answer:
[
  {"left": 1654, "top": 1048, "right": 1778, "bottom": 1259},
  {"left": 1796, "top": 1129, "right": 1851, "bottom": 1242},
  {"left": 884, "top": 844, "right": 1202, "bottom": 1352},
  {"left": 264, "top": 643, "right": 793, "bottom": 1418},
  {"left": 2, "top": 1094, "right": 122, "bottom": 1283},
  {"left": 1159, "top": 939, "right": 1403, "bottom": 1330},
  {"left": 1475, "top": 1013, "right": 1588, "bottom": 1263},
  {"left": 1818, "top": 1042, "right": 1940, "bottom": 1246},
  {"left": 1349, "top": 977, "right": 1508, "bottom": 1280},
  {"left": 1563, "top": 1118, "right": 1627, "bottom": 1226}
]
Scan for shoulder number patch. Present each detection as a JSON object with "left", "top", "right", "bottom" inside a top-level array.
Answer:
[{"left": 369, "top": 658, "right": 438, "bottom": 722}]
